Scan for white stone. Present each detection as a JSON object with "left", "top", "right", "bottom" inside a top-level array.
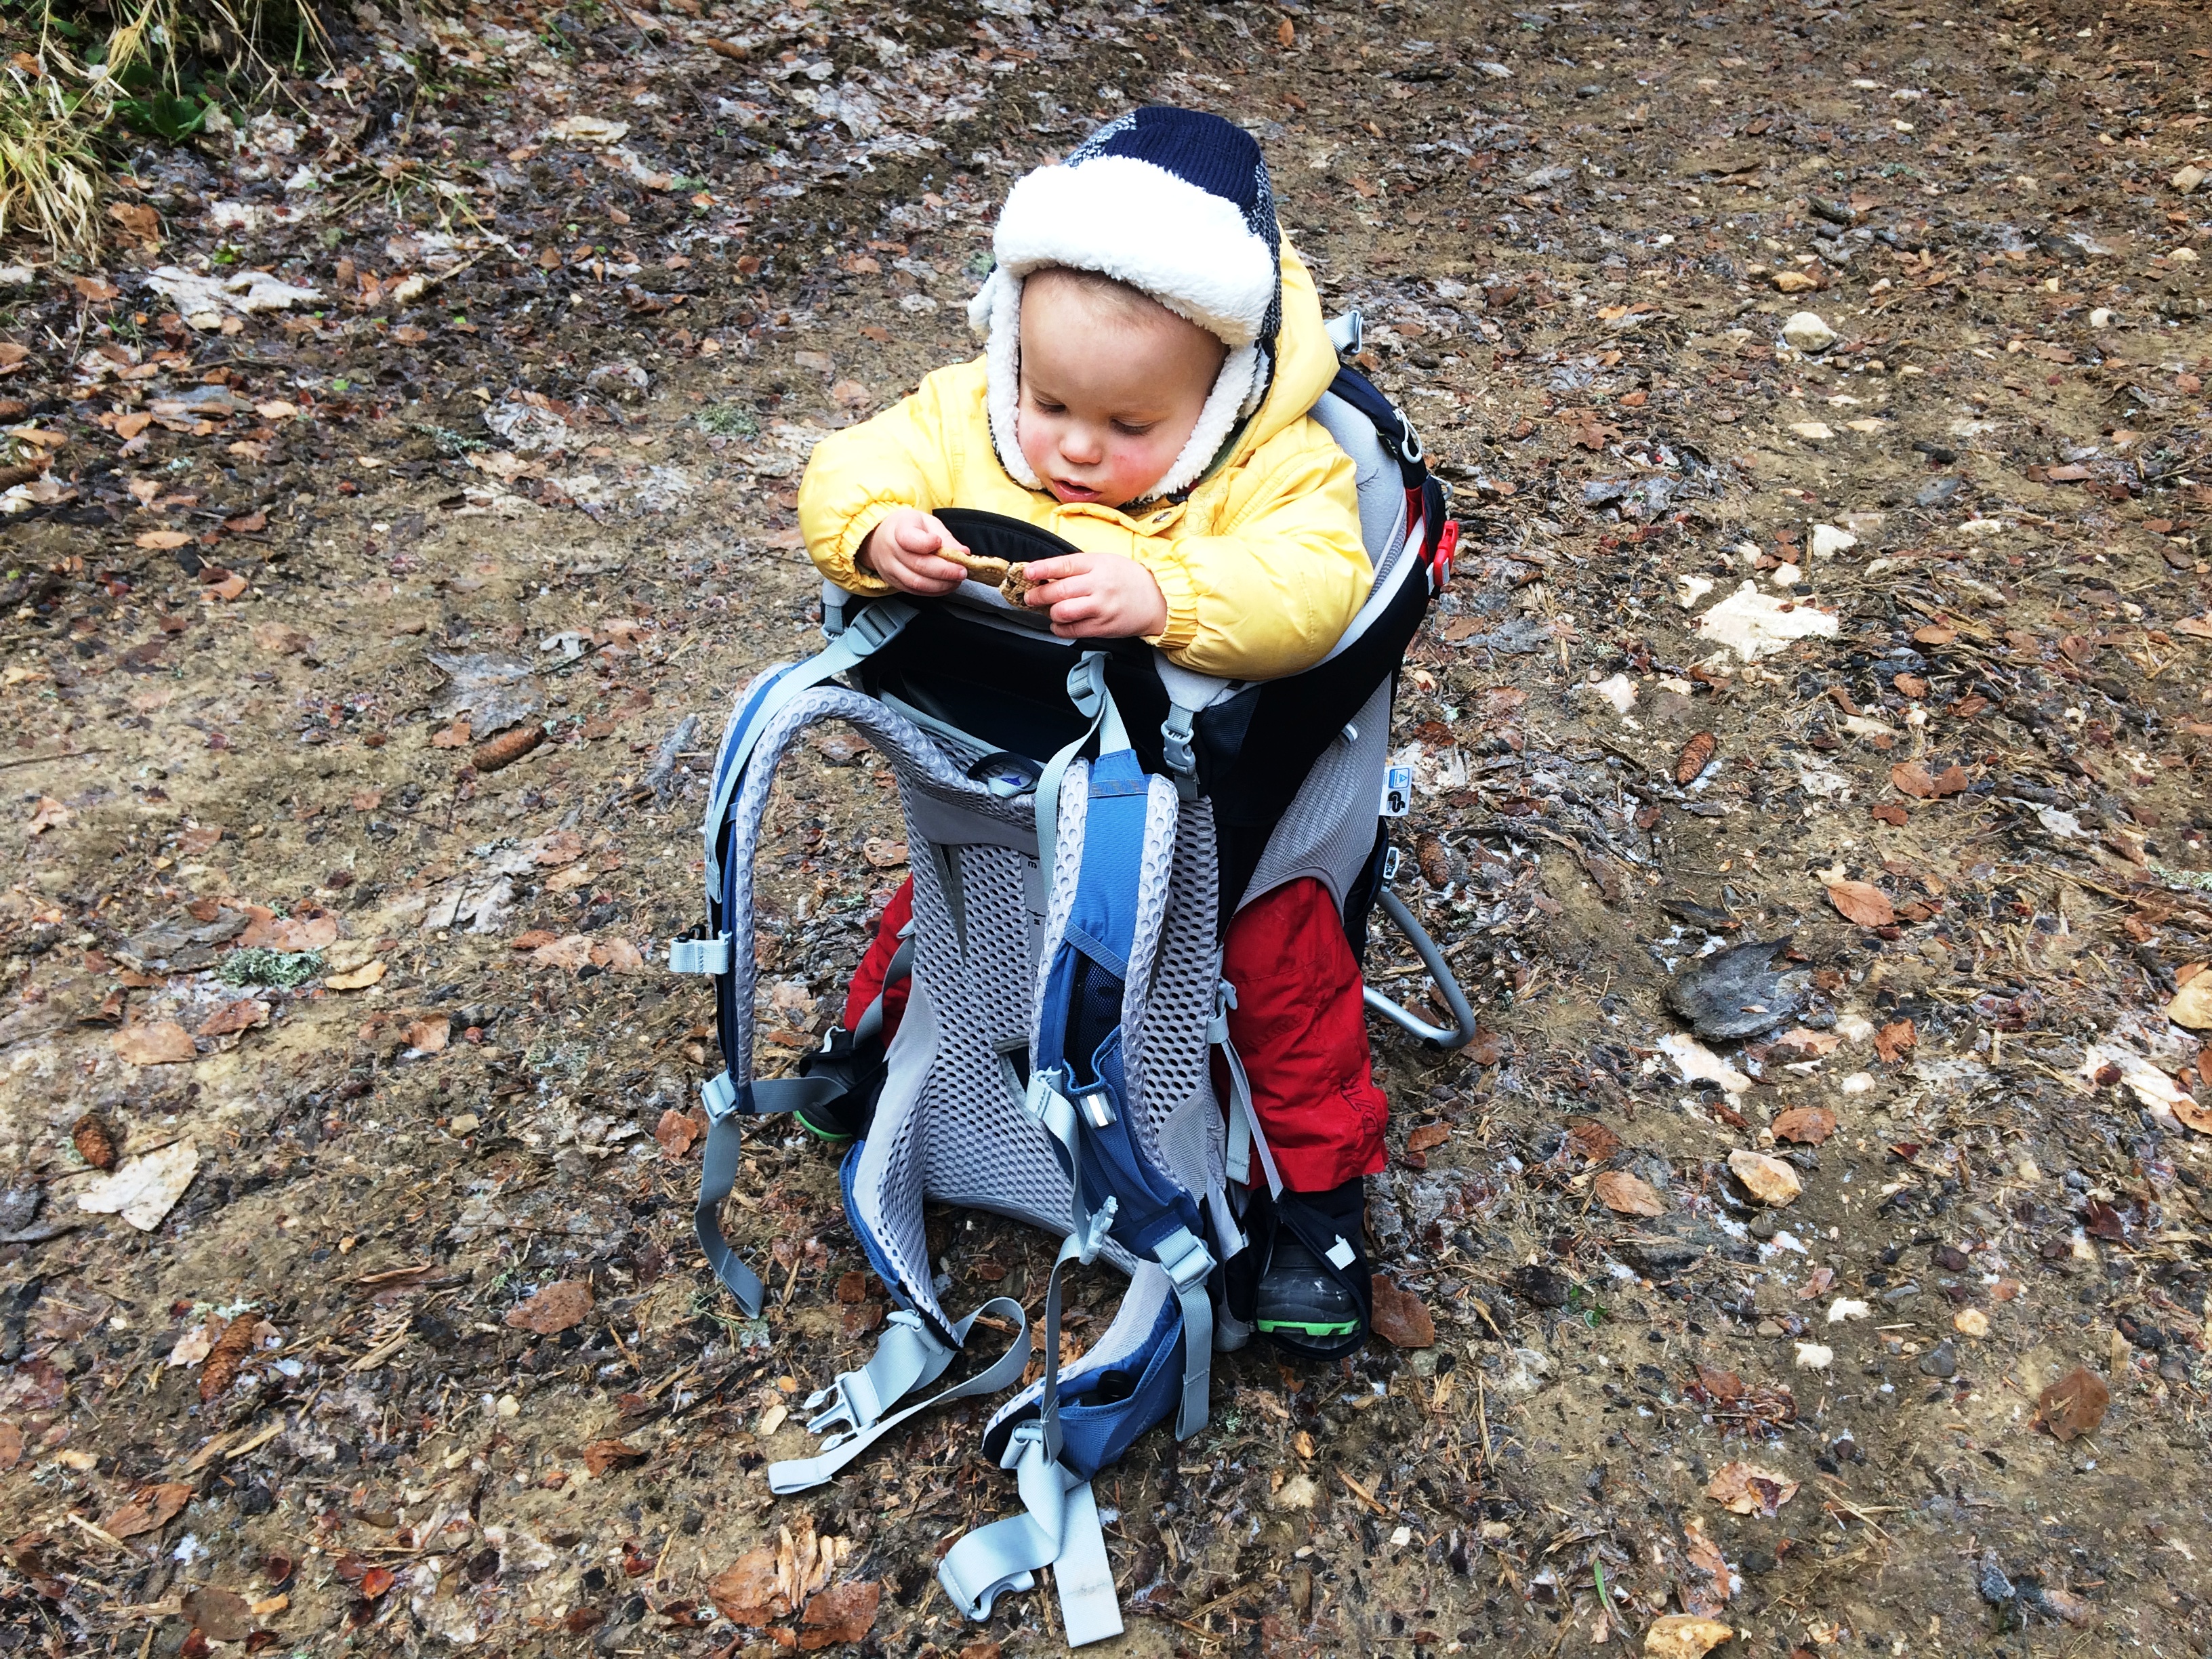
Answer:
[
  {"left": 1808, "top": 523, "right": 1858, "bottom": 559},
  {"left": 1781, "top": 310, "right": 1839, "bottom": 352}
]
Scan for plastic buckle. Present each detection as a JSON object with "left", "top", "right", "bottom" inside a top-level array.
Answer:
[
  {"left": 699, "top": 1071, "right": 744, "bottom": 1122},
  {"left": 1073, "top": 1197, "right": 1118, "bottom": 1266},
  {"left": 845, "top": 600, "right": 905, "bottom": 653},
  {"left": 1207, "top": 979, "right": 1237, "bottom": 1046},
  {"left": 802, "top": 1311, "right": 928, "bottom": 1443},
  {"left": 1022, "top": 1068, "right": 1067, "bottom": 1126},
  {"left": 1382, "top": 845, "right": 1402, "bottom": 884},
  {"left": 1159, "top": 706, "right": 1197, "bottom": 777},
  {"left": 666, "top": 932, "right": 732, "bottom": 975},
  {"left": 1157, "top": 1232, "right": 1214, "bottom": 1296},
  {"left": 1430, "top": 517, "right": 1460, "bottom": 592}
]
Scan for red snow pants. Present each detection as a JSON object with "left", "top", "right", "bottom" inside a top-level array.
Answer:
[{"left": 842, "top": 875, "right": 1385, "bottom": 1193}]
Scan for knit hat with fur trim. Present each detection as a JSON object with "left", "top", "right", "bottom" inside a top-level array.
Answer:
[{"left": 965, "top": 106, "right": 1282, "bottom": 502}]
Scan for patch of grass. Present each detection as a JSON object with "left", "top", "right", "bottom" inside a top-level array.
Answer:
[
  {"left": 218, "top": 945, "right": 324, "bottom": 987},
  {"left": 0, "top": 1, "right": 333, "bottom": 252}
]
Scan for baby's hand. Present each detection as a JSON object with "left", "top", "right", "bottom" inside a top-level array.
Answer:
[
  {"left": 1021, "top": 552, "right": 1169, "bottom": 642},
  {"left": 859, "top": 508, "right": 969, "bottom": 595}
]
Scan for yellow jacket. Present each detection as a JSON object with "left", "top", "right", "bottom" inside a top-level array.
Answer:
[{"left": 796, "top": 245, "right": 1369, "bottom": 681}]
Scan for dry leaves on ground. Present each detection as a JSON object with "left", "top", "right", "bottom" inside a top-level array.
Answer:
[
  {"left": 404, "top": 1015, "right": 451, "bottom": 1054},
  {"left": 26, "top": 797, "right": 71, "bottom": 836},
  {"left": 1594, "top": 1170, "right": 1667, "bottom": 1216},
  {"left": 1643, "top": 1615, "right": 1735, "bottom": 1658},
  {"left": 326, "top": 960, "right": 388, "bottom": 991},
  {"left": 1825, "top": 880, "right": 1895, "bottom": 927},
  {"left": 198, "top": 998, "right": 270, "bottom": 1037},
  {"left": 111, "top": 1020, "right": 197, "bottom": 1065},
  {"left": 1704, "top": 1460, "right": 1800, "bottom": 1517},
  {"left": 1369, "top": 1276, "right": 1435, "bottom": 1348},
  {"left": 1890, "top": 761, "right": 1971, "bottom": 798},
  {"left": 100, "top": 1481, "right": 194, "bottom": 1539},
  {"left": 1770, "top": 1107, "right": 1836, "bottom": 1145},
  {"left": 2038, "top": 1368, "right": 2110, "bottom": 1441},
  {"left": 75, "top": 1142, "right": 199, "bottom": 1231},
  {"left": 655, "top": 1108, "right": 705, "bottom": 1158},
  {"left": 708, "top": 1548, "right": 791, "bottom": 1626},
  {"left": 1565, "top": 1118, "right": 1624, "bottom": 1162},
  {"left": 1405, "top": 1122, "right": 1451, "bottom": 1155},
  {"left": 799, "top": 1580, "right": 882, "bottom": 1650},
  {"left": 582, "top": 1439, "right": 649, "bottom": 1475},
  {"left": 1874, "top": 1019, "right": 1917, "bottom": 1063},
  {"left": 506, "top": 1280, "right": 593, "bottom": 1334}
]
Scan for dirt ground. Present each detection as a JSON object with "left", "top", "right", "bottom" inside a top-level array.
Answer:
[{"left": 5, "top": 0, "right": 2212, "bottom": 1654}]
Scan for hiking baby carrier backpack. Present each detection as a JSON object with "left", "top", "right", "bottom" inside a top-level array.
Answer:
[{"left": 674, "top": 320, "right": 1476, "bottom": 1645}]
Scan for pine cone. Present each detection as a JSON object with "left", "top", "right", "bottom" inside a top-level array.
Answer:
[
  {"left": 200, "top": 1314, "right": 256, "bottom": 1403},
  {"left": 70, "top": 1112, "right": 117, "bottom": 1171},
  {"left": 470, "top": 724, "right": 545, "bottom": 774}
]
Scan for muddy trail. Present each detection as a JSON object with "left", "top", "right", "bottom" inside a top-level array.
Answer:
[{"left": 4, "top": 0, "right": 2212, "bottom": 1653}]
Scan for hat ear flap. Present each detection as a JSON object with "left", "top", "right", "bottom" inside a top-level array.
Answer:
[{"left": 977, "top": 270, "right": 1042, "bottom": 491}]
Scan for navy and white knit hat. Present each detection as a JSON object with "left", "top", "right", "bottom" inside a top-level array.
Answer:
[{"left": 966, "top": 106, "right": 1283, "bottom": 501}]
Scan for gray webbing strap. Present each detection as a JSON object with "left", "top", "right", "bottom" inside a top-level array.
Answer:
[
  {"left": 801, "top": 1309, "right": 956, "bottom": 1441},
  {"left": 1033, "top": 651, "right": 1131, "bottom": 908},
  {"left": 1154, "top": 1227, "right": 1215, "bottom": 1441},
  {"left": 938, "top": 1422, "right": 1122, "bottom": 1645},
  {"left": 693, "top": 1072, "right": 848, "bottom": 1315},
  {"left": 702, "top": 598, "right": 916, "bottom": 895},
  {"left": 850, "top": 935, "right": 912, "bottom": 1048},
  {"left": 1212, "top": 980, "right": 1284, "bottom": 1199},
  {"left": 766, "top": 1295, "right": 1029, "bottom": 1494}
]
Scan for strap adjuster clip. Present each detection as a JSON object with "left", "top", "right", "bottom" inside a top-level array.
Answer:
[
  {"left": 700, "top": 1070, "right": 747, "bottom": 1122},
  {"left": 1157, "top": 1232, "right": 1214, "bottom": 1294},
  {"left": 667, "top": 932, "right": 732, "bottom": 975}
]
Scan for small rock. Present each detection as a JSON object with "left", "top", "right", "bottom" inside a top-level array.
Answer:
[
  {"left": 1727, "top": 1149, "right": 1803, "bottom": 1207},
  {"left": 1879, "top": 1282, "right": 1921, "bottom": 1309},
  {"left": 1509, "top": 1264, "right": 1571, "bottom": 1309},
  {"left": 1917, "top": 1339, "right": 1957, "bottom": 1379},
  {"left": 2174, "top": 164, "right": 2207, "bottom": 194},
  {"left": 1913, "top": 476, "right": 1961, "bottom": 508}
]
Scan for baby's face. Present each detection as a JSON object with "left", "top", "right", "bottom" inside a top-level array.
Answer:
[{"left": 1016, "top": 272, "right": 1226, "bottom": 509}]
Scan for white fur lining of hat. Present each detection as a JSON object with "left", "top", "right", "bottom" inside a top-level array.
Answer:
[
  {"left": 970, "top": 266, "right": 1266, "bottom": 503},
  {"left": 988, "top": 154, "right": 1274, "bottom": 347}
]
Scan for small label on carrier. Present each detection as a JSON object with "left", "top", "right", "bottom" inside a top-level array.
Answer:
[{"left": 1379, "top": 764, "right": 1414, "bottom": 818}]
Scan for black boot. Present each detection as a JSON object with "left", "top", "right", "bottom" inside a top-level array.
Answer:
[{"left": 1248, "top": 1177, "right": 1371, "bottom": 1360}]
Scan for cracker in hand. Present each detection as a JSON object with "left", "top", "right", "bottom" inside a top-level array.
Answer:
[{"left": 944, "top": 546, "right": 1033, "bottom": 606}]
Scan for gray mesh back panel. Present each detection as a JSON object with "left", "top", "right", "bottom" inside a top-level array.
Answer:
[
  {"left": 1237, "top": 677, "right": 1394, "bottom": 913},
  {"left": 726, "top": 684, "right": 1225, "bottom": 1342}
]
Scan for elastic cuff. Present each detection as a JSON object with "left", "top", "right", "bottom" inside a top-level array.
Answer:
[
  {"left": 1142, "top": 552, "right": 1199, "bottom": 654},
  {"left": 830, "top": 503, "right": 899, "bottom": 597}
]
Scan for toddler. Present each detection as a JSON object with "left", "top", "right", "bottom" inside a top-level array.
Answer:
[{"left": 799, "top": 107, "right": 1389, "bottom": 1353}]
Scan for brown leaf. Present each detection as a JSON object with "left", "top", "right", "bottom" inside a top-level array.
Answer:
[
  {"left": 1770, "top": 1107, "right": 1836, "bottom": 1146},
  {"left": 581, "top": 1439, "right": 648, "bottom": 1476},
  {"left": 510, "top": 929, "right": 558, "bottom": 951},
  {"left": 707, "top": 1548, "right": 789, "bottom": 1626},
  {"left": 430, "top": 720, "right": 472, "bottom": 749},
  {"left": 2038, "top": 1367, "right": 2110, "bottom": 1442},
  {"left": 324, "top": 961, "right": 387, "bottom": 991},
  {"left": 198, "top": 998, "right": 270, "bottom": 1038},
  {"left": 1594, "top": 1170, "right": 1667, "bottom": 1216},
  {"left": 1565, "top": 1117, "right": 1624, "bottom": 1162},
  {"left": 1704, "top": 1459, "right": 1800, "bottom": 1517},
  {"left": 1276, "top": 15, "right": 1296, "bottom": 45},
  {"left": 184, "top": 1586, "right": 253, "bottom": 1642},
  {"left": 530, "top": 935, "right": 596, "bottom": 971},
  {"left": 862, "top": 838, "right": 909, "bottom": 869},
  {"left": 0, "top": 1421, "right": 21, "bottom": 1473},
  {"left": 655, "top": 1108, "right": 704, "bottom": 1158},
  {"left": 135, "top": 529, "right": 193, "bottom": 550},
  {"left": 26, "top": 796, "right": 71, "bottom": 836},
  {"left": 223, "top": 510, "right": 267, "bottom": 535},
  {"left": 1405, "top": 1122, "right": 1451, "bottom": 1155},
  {"left": 1694, "top": 1365, "right": 1744, "bottom": 1402},
  {"left": 403, "top": 1015, "right": 451, "bottom": 1054},
  {"left": 1643, "top": 1614, "right": 1736, "bottom": 1658},
  {"left": 108, "top": 201, "right": 162, "bottom": 248},
  {"left": 102, "top": 1481, "right": 194, "bottom": 1539},
  {"left": 112, "top": 1020, "right": 198, "bottom": 1066},
  {"left": 1892, "top": 673, "right": 1929, "bottom": 700},
  {"left": 1889, "top": 762, "right": 1936, "bottom": 798},
  {"left": 1727, "top": 1149, "right": 1803, "bottom": 1206},
  {"left": 1873, "top": 1019, "right": 1917, "bottom": 1063},
  {"left": 249, "top": 621, "right": 312, "bottom": 657},
  {"left": 1370, "top": 1276, "right": 1435, "bottom": 1349},
  {"left": 588, "top": 939, "right": 645, "bottom": 974},
  {"left": 505, "top": 1280, "right": 592, "bottom": 1334},
  {"left": 1870, "top": 802, "right": 1909, "bottom": 826},
  {"left": 799, "top": 1580, "right": 882, "bottom": 1649},
  {"left": 201, "top": 1315, "right": 257, "bottom": 1402},
  {"left": 359, "top": 1565, "right": 396, "bottom": 1599},
  {"left": 1825, "top": 881, "right": 1894, "bottom": 928}
]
